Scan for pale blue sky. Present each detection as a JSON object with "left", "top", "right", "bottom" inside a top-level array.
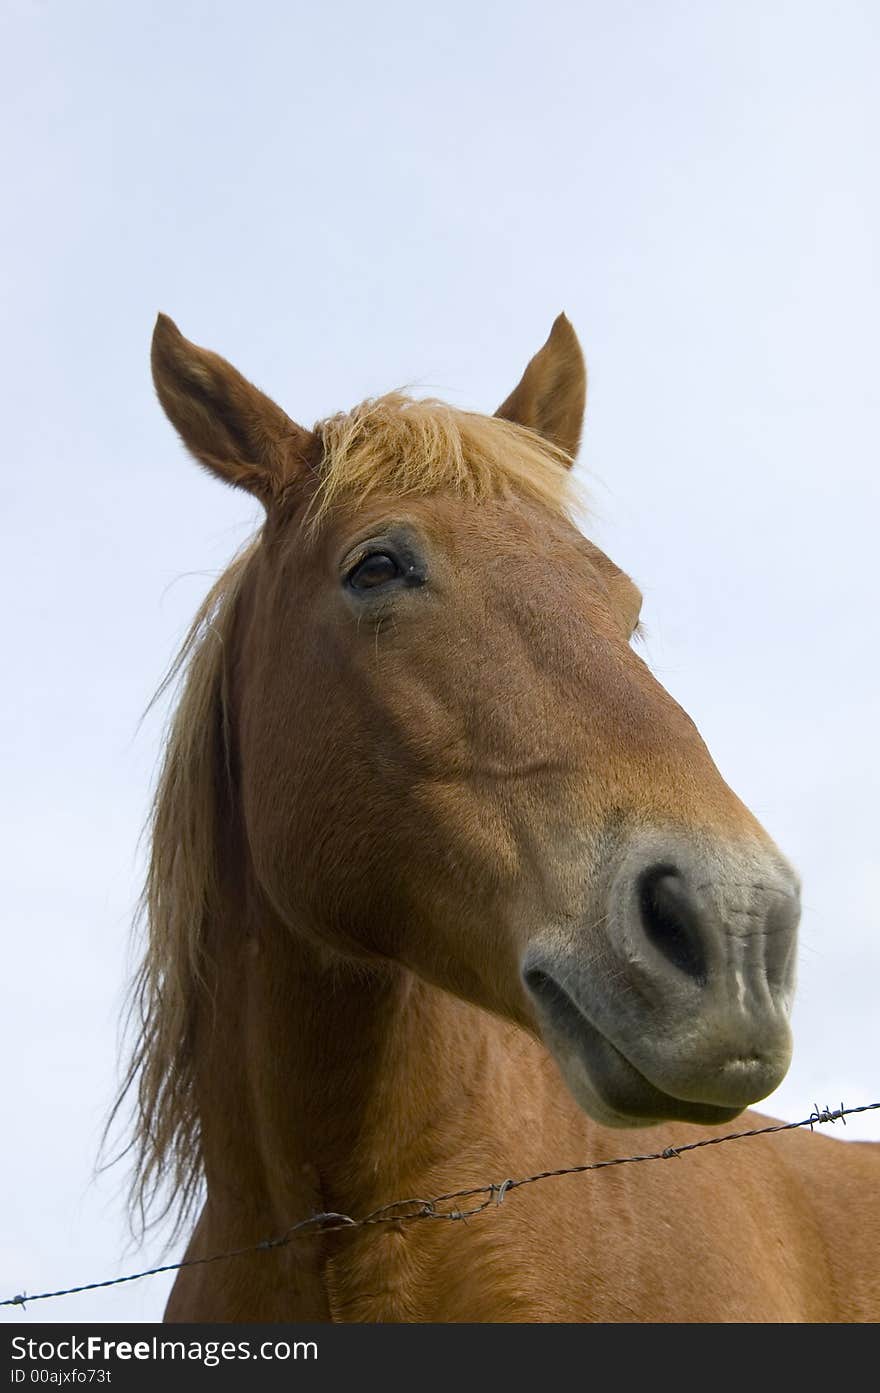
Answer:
[{"left": 1, "top": 0, "right": 877, "bottom": 1323}]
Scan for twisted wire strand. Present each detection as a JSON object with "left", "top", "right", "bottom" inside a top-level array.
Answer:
[{"left": 3, "top": 1101, "right": 876, "bottom": 1311}]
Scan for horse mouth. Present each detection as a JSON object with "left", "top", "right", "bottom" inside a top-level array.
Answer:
[{"left": 524, "top": 967, "right": 746, "bottom": 1128}]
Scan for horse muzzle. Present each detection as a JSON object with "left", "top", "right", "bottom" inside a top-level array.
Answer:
[{"left": 523, "top": 831, "right": 800, "bottom": 1127}]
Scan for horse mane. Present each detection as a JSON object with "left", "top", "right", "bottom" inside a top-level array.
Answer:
[
  {"left": 307, "top": 392, "right": 582, "bottom": 530},
  {"left": 109, "top": 541, "right": 257, "bottom": 1238},
  {"left": 114, "top": 394, "right": 584, "bottom": 1237}
]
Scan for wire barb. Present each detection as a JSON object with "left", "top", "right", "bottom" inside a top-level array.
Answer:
[
  {"left": 2, "top": 1100, "right": 877, "bottom": 1311},
  {"left": 491, "top": 1179, "right": 514, "bottom": 1205}
]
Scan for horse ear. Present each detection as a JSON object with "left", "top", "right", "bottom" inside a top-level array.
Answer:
[
  {"left": 150, "top": 314, "right": 316, "bottom": 503},
  {"left": 495, "top": 313, "right": 587, "bottom": 463}
]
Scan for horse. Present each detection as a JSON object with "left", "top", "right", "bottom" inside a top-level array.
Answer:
[{"left": 123, "top": 311, "right": 879, "bottom": 1322}]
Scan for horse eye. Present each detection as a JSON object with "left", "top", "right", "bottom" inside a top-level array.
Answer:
[{"left": 347, "top": 552, "right": 401, "bottom": 590}]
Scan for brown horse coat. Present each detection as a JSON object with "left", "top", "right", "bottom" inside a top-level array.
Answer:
[{"left": 119, "top": 314, "right": 878, "bottom": 1322}]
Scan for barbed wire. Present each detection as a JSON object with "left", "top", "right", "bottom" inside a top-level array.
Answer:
[{"left": 3, "top": 1101, "right": 877, "bottom": 1311}]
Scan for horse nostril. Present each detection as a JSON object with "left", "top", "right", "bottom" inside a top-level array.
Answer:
[{"left": 637, "top": 864, "right": 708, "bottom": 983}]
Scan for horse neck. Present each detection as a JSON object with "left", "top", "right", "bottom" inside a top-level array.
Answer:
[{"left": 193, "top": 862, "right": 505, "bottom": 1236}]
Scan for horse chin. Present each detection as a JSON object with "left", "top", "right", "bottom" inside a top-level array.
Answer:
[
  {"left": 541, "top": 1015, "right": 745, "bottom": 1130},
  {"left": 523, "top": 942, "right": 791, "bottom": 1129}
]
